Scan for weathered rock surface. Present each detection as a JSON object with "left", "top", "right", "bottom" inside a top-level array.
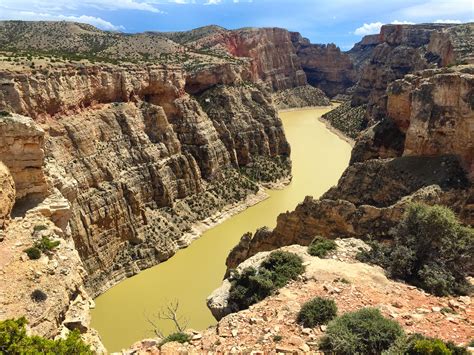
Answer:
[
  {"left": 0, "top": 195, "right": 104, "bottom": 353},
  {"left": 291, "top": 32, "right": 355, "bottom": 97},
  {"left": 183, "top": 27, "right": 308, "bottom": 91},
  {"left": 0, "top": 60, "right": 294, "bottom": 296},
  {"left": 387, "top": 66, "right": 474, "bottom": 179},
  {"left": 0, "top": 113, "right": 47, "bottom": 200},
  {"left": 0, "top": 161, "right": 14, "bottom": 228}
]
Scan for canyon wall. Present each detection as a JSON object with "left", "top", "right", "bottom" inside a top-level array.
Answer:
[
  {"left": 291, "top": 32, "right": 356, "bottom": 97},
  {"left": 185, "top": 27, "right": 307, "bottom": 91},
  {"left": 352, "top": 23, "right": 474, "bottom": 124},
  {"left": 227, "top": 64, "right": 473, "bottom": 270},
  {"left": 0, "top": 63, "right": 291, "bottom": 296}
]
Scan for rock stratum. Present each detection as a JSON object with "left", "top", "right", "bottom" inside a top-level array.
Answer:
[{"left": 0, "top": 20, "right": 472, "bottom": 353}]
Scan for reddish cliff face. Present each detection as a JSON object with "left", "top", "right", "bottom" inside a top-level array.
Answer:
[
  {"left": 190, "top": 27, "right": 307, "bottom": 91},
  {"left": 291, "top": 32, "right": 356, "bottom": 97}
]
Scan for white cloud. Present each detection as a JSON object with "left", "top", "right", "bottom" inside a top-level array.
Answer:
[
  {"left": 434, "top": 19, "right": 462, "bottom": 23},
  {"left": 204, "top": 0, "right": 222, "bottom": 4},
  {"left": 354, "top": 22, "right": 383, "bottom": 35},
  {"left": 0, "top": 9, "right": 125, "bottom": 31},
  {"left": 391, "top": 20, "right": 415, "bottom": 25},
  {"left": 0, "top": 0, "right": 163, "bottom": 14}
]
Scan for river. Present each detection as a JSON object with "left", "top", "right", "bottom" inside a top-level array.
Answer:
[{"left": 90, "top": 107, "right": 352, "bottom": 351}]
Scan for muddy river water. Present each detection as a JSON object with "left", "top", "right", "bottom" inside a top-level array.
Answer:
[{"left": 90, "top": 107, "right": 352, "bottom": 351}]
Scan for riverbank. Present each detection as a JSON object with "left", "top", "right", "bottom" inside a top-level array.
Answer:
[
  {"left": 179, "top": 187, "right": 270, "bottom": 246},
  {"left": 90, "top": 107, "right": 353, "bottom": 351},
  {"left": 280, "top": 104, "right": 355, "bottom": 147}
]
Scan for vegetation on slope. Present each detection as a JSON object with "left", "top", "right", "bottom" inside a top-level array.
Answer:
[
  {"left": 357, "top": 203, "right": 474, "bottom": 296},
  {"left": 228, "top": 251, "right": 304, "bottom": 311},
  {"left": 0, "top": 318, "right": 92, "bottom": 354}
]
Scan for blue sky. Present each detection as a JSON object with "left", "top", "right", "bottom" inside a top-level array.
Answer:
[{"left": 0, "top": 0, "right": 472, "bottom": 50}]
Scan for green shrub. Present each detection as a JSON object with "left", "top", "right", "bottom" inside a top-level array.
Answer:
[
  {"left": 386, "top": 334, "right": 469, "bottom": 355},
  {"left": 24, "top": 247, "right": 41, "bottom": 260},
  {"left": 307, "top": 237, "right": 337, "bottom": 257},
  {"left": 273, "top": 335, "right": 283, "bottom": 342},
  {"left": 0, "top": 317, "right": 92, "bottom": 354},
  {"left": 297, "top": 297, "right": 337, "bottom": 327},
  {"left": 160, "top": 332, "right": 191, "bottom": 346},
  {"left": 410, "top": 338, "right": 451, "bottom": 354},
  {"left": 228, "top": 251, "right": 304, "bottom": 311},
  {"left": 35, "top": 236, "right": 60, "bottom": 252},
  {"left": 260, "top": 250, "right": 305, "bottom": 288},
  {"left": 320, "top": 308, "right": 404, "bottom": 355},
  {"left": 356, "top": 204, "right": 473, "bottom": 296}
]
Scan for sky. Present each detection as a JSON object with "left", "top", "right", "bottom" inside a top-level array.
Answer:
[{"left": 0, "top": 0, "right": 473, "bottom": 50}]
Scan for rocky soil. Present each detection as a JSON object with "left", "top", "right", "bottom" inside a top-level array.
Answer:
[{"left": 128, "top": 244, "right": 473, "bottom": 353}]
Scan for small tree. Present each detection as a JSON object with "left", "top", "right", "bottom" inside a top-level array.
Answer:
[{"left": 145, "top": 300, "right": 191, "bottom": 347}]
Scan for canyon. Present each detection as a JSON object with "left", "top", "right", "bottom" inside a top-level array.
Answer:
[{"left": 0, "top": 20, "right": 472, "bottom": 353}]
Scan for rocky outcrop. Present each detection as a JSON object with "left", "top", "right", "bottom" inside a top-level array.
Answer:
[
  {"left": 0, "top": 113, "right": 47, "bottom": 201},
  {"left": 0, "top": 193, "right": 104, "bottom": 353},
  {"left": 387, "top": 66, "right": 474, "bottom": 179},
  {"left": 352, "top": 23, "right": 474, "bottom": 124},
  {"left": 272, "top": 85, "right": 330, "bottom": 109},
  {"left": 226, "top": 182, "right": 471, "bottom": 270},
  {"left": 0, "top": 162, "right": 14, "bottom": 228},
  {"left": 291, "top": 32, "right": 355, "bottom": 97},
  {"left": 131, "top": 244, "right": 473, "bottom": 353},
  {"left": 0, "top": 64, "right": 185, "bottom": 119}
]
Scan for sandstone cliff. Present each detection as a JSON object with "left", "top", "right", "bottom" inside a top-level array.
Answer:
[
  {"left": 352, "top": 23, "right": 474, "bottom": 124},
  {"left": 0, "top": 60, "right": 293, "bottom": 296}
]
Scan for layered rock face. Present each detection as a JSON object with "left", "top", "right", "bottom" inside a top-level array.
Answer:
[
  {"left": 291, "top": 32, "right": 356, "bottom": 97},
  {"left": 352, "top": 23, "right": 474, "bottom": 123},
  {"left": 0, "top": 114, "right": 47, "bottom": 201},
  {"left": 0, "top": 162, "right": 14, "bottom": 228},
  {"left": 387, "top": 66, "right": 474, "bottom": 179},
  {"left": 0, "top": 62, "right": 292, "bottom": 295},
  {"left": 186, "top": 27, "right": 308, "bottom": 91}
]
